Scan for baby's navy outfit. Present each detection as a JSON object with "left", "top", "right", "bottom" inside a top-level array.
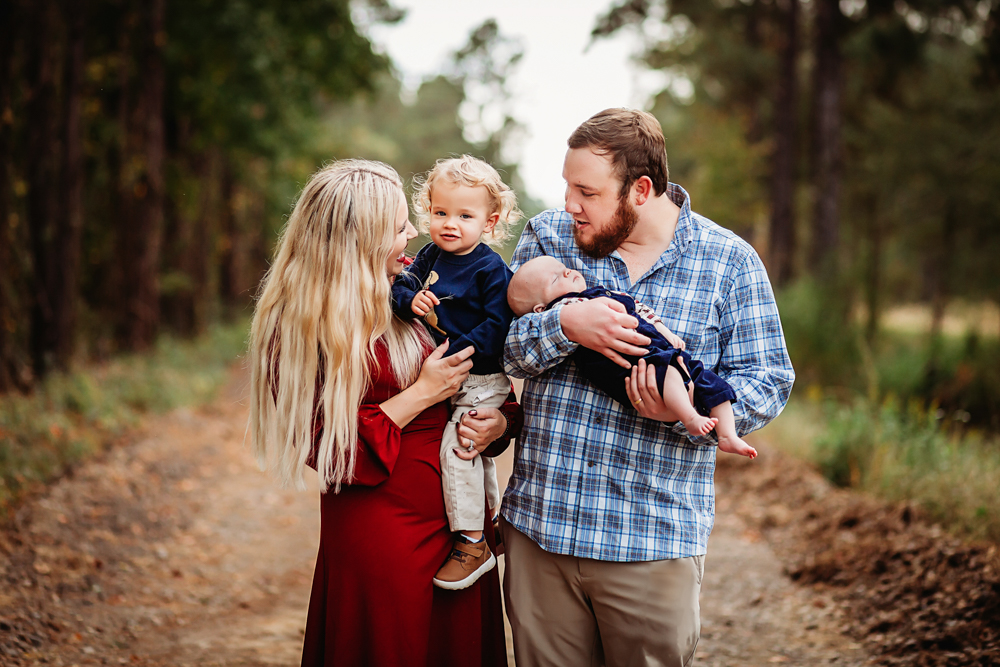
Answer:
[{"left": 552, "top": 286, "right": 737, "bottom": 416}]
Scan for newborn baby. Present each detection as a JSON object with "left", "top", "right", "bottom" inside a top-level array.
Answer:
[{"left": 507, "top": 255, "right": 756, "bottom": 458}]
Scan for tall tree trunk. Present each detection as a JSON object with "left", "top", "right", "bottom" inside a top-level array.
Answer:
[
  {"left": 924, "top": 204, "right": 956, "bottom": 391},
  {"left": 110, "top": 7, "right": 132, "bottom": 349},
  {"left": 0, "top": 0, "right": 18, "bottom": 391},
  {"left": 118, "top": 0, "right": 166, "bottom": 351},
  {"left": 191, "top": 149, "right": 221, "bottom": 333},
  {"left": 864, "top": 194, "right": 881, "bottom": 344},
  {"left": 246, "top": 187, "right": 268, "bottom": 301},
  {"left": 810, "top": 0, "right": 843, "bottom": 278},
  {"left": 768, "top": 0, "right": 798, "bottom": 286},
  {"left": 160, "top": 164, "right": 197, "bottom": 335},
  {"left": 743, "top": 0, "right": 764, "bottom": 146},
  {"left": 52, "top": 0, "right": 86, "bottom": 368},
  {"left": 26, "top": 0, "right": 61, "bottom": 379},
  {"left": 160, "top": 182, "right": 194, "bottom": 335},
  {"left": 218, "top": 161, "right": 241, "bottom": 310}
]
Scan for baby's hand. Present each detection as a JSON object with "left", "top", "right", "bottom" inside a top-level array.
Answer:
[
  {"left": 411, "top": 289, "right": 440, "bottom": 317},
  {"left": 653, "top": 321, "right": 686, "bottom": 351}
]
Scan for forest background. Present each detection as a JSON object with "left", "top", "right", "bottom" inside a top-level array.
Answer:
[{"left": 1, "top": 0, "right": 999, "bottom": 540}]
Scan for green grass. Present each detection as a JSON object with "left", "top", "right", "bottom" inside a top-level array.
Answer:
[
  {"left": 0, "top": 321, "right": 248, "bottom": 514},
  {"left": 778, "top": 282, "right": 1000, "bottom": 426},
  {"left": 766, "top": 282, "right": 1000, "bottom": 542},
  {"left": 760, "top": 394, "right": 1000, "bottom": 543}
]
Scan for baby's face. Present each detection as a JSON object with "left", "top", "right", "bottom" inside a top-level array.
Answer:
[{"left": 528, "top": 256, "right": 588, "bottom": 308}]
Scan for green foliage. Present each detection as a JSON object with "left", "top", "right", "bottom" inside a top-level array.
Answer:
[
  {"left": 164, "top": 0, "right": 388, "bottom": 157},
  {"left": 315, "top": 20, "right": 542, "bottom": 261},
  {"left": 650, "top": 95, "right": 769, "bottom": 240},
  {"left": 842, "top": 36, "right": 1000, "bottom": 309},
  {"left": 779, "top": 278, "right": 1000, "bottom": 428},
  {"left": 808, "top": 396, "right": 1000, "bottom": 542},
  {"left": 775, "top": 279, "right": 861, "bottom": 391},
  {"left": 0, "top": 321, "right": 247, "bottom": 513},
  {"left": 0, "top": 0, "right": 402, "bottom": 375}
]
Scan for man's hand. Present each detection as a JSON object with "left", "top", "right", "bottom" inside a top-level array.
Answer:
[
  {"left": 560, "top": 297, "right": 650, "bottom": 369},
  {"left": 411, "top": 289, "right": 440, "bottom": 317},
  {"left": 624, "top": 358, "right": 684, "bottom": 422}
]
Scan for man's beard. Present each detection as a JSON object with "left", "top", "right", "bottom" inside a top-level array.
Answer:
[{"left": 573, "top": 196, "right": 639, "bottom": 259}]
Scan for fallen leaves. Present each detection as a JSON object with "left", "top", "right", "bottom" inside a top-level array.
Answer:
[{"left": 718, "top": 452, "right": 1000, "bottom": 666}]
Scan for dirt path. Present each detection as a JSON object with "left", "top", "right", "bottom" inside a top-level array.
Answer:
[{"left": 2, "top": 370, "right": 878, "bottom": 666}]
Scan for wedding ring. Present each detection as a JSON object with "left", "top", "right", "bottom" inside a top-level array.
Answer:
[{"left": 634, "top": 397, "right": 644, "bottom": 406}]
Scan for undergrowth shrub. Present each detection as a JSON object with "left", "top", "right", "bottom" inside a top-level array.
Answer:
[
  {"left": 811, "top": 397, "right": 1000, "bottom": 542},
  {"left": 776, "top": 279, "right": 861, "bottom": 391},
  {"left": 769, "top": 280, "right": 1000, "bottom": 542},
  {"left": 778, "top": 280, "right": 1000, "bottom": 430}
]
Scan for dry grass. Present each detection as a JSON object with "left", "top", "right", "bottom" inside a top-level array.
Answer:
[{"left": 879, "top": 300, "right": 999, "bottom": 339}]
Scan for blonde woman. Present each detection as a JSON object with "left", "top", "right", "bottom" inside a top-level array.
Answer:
[{"left": 249, "top": 159, "right": 518, "bottom": 667}]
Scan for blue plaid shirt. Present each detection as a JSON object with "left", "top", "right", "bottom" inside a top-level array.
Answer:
[{"left": 501, "top": 184, "right": 794, "bottom": 561}]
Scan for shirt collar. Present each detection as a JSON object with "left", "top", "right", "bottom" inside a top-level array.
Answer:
[
  {"left": 611, "top": 183, "right": 694, "bottom": 283},
  {"left": 666, "top": 182, "right": 695, "bottom": 251}
]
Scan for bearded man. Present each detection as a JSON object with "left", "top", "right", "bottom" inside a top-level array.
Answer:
[{"left": 500, "top": 108, "right": 795, "bottom": 667}]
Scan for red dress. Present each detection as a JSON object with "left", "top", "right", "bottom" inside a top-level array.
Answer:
[{"left": 300, "top": 344, "right": 519, "bottom": 667}]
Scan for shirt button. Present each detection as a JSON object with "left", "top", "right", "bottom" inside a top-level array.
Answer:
[
  {"left": 588, "top": 461, "right": 596, "bottom": 467},
  {"left": 594, "top": 416, "right": 603, "bottom": 424}
]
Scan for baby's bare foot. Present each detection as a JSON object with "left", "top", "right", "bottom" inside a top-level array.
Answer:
[
  {"left": 683, "top": 414, "right": 718, "bottom": 436},
  {"left": 718, "top": 434, "right": 757, "bottom": 459}
]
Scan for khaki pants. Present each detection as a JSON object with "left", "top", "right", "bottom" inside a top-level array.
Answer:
[
  {"left": 440, "top": 372, "right": 507, "bottom": 532},
  {"left": 502, "top": 519, "right": 704, "bottom": 667}
]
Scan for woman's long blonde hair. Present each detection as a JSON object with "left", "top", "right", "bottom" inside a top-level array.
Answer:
[{"left": 249, "top": 159, "right": 430, "bottom": 492}]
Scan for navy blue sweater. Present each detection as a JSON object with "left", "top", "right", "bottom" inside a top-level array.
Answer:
[{"left": 391, "top": 242, "right": 513, "bottom": 375}]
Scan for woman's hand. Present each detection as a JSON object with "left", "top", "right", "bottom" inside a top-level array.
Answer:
[
  {"left": 453, "top": 408, "right": 508, "bottom": 460},
  {"left": 624, "top": 358, "right": 683, "bottom": 422},
  {"left": 412, "top": 341, "right": 474, "bottom": 405},
  {"left": 381, "top": 341, "right": 473, "bottom": 431}
]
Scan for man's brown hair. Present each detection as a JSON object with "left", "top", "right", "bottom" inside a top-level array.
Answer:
[{"left": 567, "top": 108, "right": 669, "bottom": 199}]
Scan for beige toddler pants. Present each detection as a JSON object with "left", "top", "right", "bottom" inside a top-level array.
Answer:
[{"left": 440, "top": 372, "right": 508, "bottom": 532}]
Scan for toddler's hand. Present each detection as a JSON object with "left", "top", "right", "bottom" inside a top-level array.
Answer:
[{"left": 411, "top": 289, "right": 440, "bottom": 317}]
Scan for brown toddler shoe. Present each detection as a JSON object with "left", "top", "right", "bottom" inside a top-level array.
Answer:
[{"left": 432, "top": 537, "right": 496, "bottom": 590}]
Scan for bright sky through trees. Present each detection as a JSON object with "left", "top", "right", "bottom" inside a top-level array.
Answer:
[{"left": 368, "top": 0, "right": 666, "bottom": 208}]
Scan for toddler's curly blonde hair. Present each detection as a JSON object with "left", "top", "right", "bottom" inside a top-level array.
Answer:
[{"left": 412, "top": 155, "right": 522, "bottom": 247}]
